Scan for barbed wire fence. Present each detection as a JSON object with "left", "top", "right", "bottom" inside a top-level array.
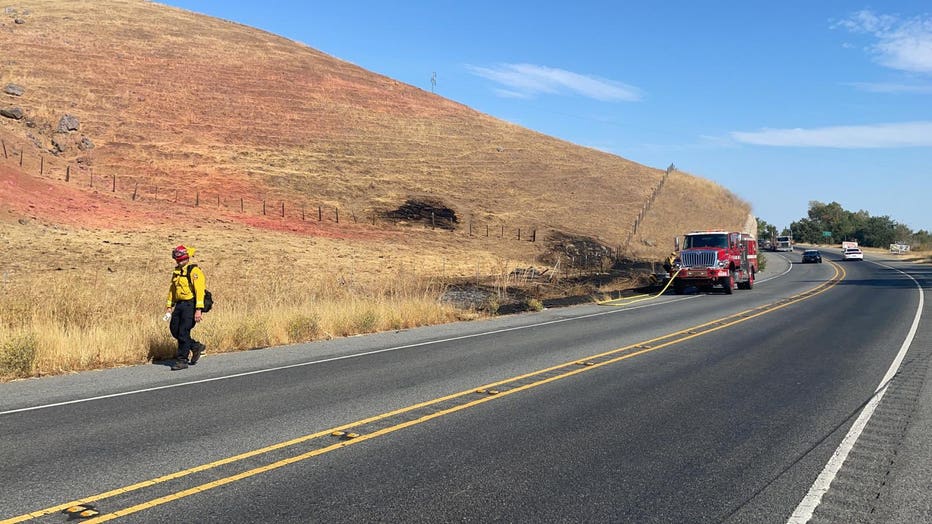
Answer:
[
  {"left": 1, "top": 136, "right": 547, "bottom": 236},
  {"left": 623, "top": 163, "right": 674, "bottom": 253},
  {"left": 2, "top": 134, "right": 660, "bottom": 281}
]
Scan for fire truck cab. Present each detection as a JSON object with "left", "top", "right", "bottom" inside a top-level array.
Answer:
[{"left": 670, "top": 230, "right": 758, "bottom": 294}]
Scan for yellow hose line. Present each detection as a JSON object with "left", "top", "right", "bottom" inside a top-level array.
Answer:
[{"left": 597, "top": 268, "right": 681, "bottom": 306}]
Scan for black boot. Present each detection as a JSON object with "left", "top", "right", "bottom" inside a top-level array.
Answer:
[
  {"left": 171, "top": 358, "right": 189, "bottom": 371},
  {"left": 190, "top": 343, "right": 206, "bottom": 365}
]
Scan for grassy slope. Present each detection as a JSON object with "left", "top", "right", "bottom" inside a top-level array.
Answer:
[
  {"left": 0, "top": 1, "right": 757, "bottom": 378},
  {"left": 1, "top": 0, "right": 749, "bottom": 254}
]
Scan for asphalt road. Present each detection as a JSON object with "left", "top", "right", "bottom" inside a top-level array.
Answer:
[{"left": 0, "top": 249, "right": 928, "bottom": 523}]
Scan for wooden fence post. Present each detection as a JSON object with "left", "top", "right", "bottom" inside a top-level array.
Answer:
[
  {"left": 335, "top": 208, "right": 339, "bottom": 223},
  {"left": 112, "top": 175, "right": 116, "bottom": 192},
  {"left": 318, "top": 206, "right": 322, "bottom": 221},
  {"left": 1, "top": 140, "right": 6, "bottom": 158},
  {"left": 20, "top": 150, "right": 23, "bottom": 166},
  {"left": 531, "top": 229, "right": 536, "bottom": 242},
  {"left": 262, "top": 201, "right": 266, "bottom": 215},
  {"left": 40, "top": 156, "right": 44, "bottom": 175},
  {"left": 431, "top": 212, "right": 435, "bottom": 230},
  {"left": 518, "top": 228, "right": 521, "bottom": 241},
  {"left": 132, "top": 182, "right": 138, "bottom": 201},
  {"left": 65, "top": 165, "right": 70, "bottom": 182},
  {"left": 240, "top": 197, "right": 244, "bottom": 212},
  {"left": 281, "top": 201, "right": 285, "bottom": 217}
]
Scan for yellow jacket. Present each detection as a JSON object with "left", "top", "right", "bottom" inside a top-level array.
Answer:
[{"left": 167, "top": 263, "right": 207, "bottom": 309}]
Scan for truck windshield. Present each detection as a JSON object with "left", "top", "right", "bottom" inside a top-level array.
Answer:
[{"left": 684, "top": 234, "right": 728, "bottom": 249}]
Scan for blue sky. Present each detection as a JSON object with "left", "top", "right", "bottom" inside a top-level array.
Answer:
[{"left": 162, "top": 1, "right": 932, "bottom": 233}]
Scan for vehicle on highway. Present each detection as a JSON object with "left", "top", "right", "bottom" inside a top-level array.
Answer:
[
  {"left": 669, "top": 230, "right": 757, "bottom": 294},
  {"left": 773, "top": 234, "right": 793, "bottom": 252},
  {"left": 843, "top": 247, "right": 864, "bottom": 261},
  {"left": 801, "top": 249, "right": 822, "bottom": 263}
]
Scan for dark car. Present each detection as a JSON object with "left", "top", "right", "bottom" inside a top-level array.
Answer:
[{"left": 801, "top": 249, "right": 822, "bottom": 263}]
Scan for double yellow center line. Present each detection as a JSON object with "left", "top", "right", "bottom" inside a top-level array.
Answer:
[{"left": 2, "top": 263, "right": 843, "bottom": 523}]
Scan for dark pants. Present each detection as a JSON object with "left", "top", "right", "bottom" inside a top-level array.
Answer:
[{"left": 170, "top": 300, "right": 200, "bottom": 361}]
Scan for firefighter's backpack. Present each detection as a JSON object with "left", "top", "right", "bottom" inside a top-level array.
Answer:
[{"left": 184, "top": 264, "right": 214, "bottom": 313}]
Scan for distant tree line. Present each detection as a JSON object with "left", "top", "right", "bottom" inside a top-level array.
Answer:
[{"left": 759, "top": 201, "right": 931, "bottom": 249}]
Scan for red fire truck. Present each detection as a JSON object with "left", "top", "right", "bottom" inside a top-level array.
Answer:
[{"left": 670, "top": 230, "right": 758, "bottom": 294}]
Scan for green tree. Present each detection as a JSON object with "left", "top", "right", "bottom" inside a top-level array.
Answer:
[
  {"left": 790, "top": 218, "right": 821, "bottom": 243},
  {"left": 849, "top": 210, "right": 870, "bottom": 244},
  {"left": 808, "top": 201, "right": 853, "bottom": 241},
  {"left": 893, "top": 224, "right": 912, "bottom": 244},
  {"left": 912, "top": 230, "right": 931, "bottom": 250},
  {"left": 756, "top": 217, "right": 777, "bottom": 242},
  {"left": 788, "top": 202, "right": 923, "bottom": 250},
  {"left": 860, "top": 215, "right": 902, "bottom": 248}
]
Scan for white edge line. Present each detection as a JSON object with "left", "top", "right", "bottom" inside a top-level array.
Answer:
[
  {"left": 758, "top": 252, "right": 794, "bottom": 284},
  {"left": 1, "top": 294, "right": 702, "bottom": 416},
  {"left": 788, "top": 261, "right": 924, "bottom": 523}
]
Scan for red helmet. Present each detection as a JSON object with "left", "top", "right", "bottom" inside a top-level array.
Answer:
[{"left": 172, "top": 245, "right": 189, "bottom": 262}]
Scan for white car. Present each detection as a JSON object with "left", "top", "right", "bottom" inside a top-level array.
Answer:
[{"left": 843, "top": 247, "right": 864, "bottom": 261}]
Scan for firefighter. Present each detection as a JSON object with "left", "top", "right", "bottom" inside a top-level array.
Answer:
[
  {"left": 663, "top": 252, "right": 676, "bottom": 274},
  {"left": 166, "top": 245, "right": 206, "bottom": 370}
]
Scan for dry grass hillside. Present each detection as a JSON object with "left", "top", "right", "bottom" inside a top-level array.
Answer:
[{"left": 0, "top": 1, "right": 753, "bottom": 379}]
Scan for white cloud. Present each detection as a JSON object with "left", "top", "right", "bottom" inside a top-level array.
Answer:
[
  {"left": 731, "top": 122, "right": 932, "bottom": 148},
  {"left": 835, "top": 10, "right": 932, "bottom": 74},
  {"left": 466, "top": 63, "right": 642, "bottom": 101},
  {"left": 493, "top": 88, "right": 533, "bottom": 99}
]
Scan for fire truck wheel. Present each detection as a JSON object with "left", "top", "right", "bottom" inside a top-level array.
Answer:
[{"left": 721, "top": 274, "right": 734, "bottom": 294}]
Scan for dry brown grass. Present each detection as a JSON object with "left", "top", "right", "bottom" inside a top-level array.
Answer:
[
  {"left": 0, "top": 215, "right": 537, "bottom": 380},
  {"left": 628, "top": 170, "right": 754, "bottom": 258},
  {"left": 0, "top": 0, "right": 754, "bottom": 379},
  {"left": 847, "top": 245, "right": 931, "bottom": 264},
  {"left": 902, "top": 252, "right": 932, "bottom": 264}
]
